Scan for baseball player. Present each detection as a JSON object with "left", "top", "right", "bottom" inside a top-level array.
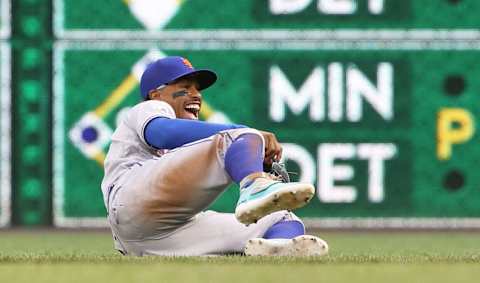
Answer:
[{"left": 101, "top": 56, "right": 329, "bottom": 256}]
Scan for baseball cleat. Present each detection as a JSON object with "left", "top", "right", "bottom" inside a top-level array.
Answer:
[
  {"left": 235, "top": 173, "right": 315, "bottom": 225},
  {"left": 244, "top": 235, "right": 329, "bottom": 257}
]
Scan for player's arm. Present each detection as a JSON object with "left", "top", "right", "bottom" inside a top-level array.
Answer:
[{"left": 144, "top": 117, "right": 246, "bottom": 149}]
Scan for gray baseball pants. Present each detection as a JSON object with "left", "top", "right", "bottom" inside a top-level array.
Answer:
[{"left": 106, "top": 128, "right": 302, "bottom": 256}]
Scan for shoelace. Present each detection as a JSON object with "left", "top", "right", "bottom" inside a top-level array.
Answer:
[{"left": 268, "top": 162, "right": 298, "bottom": 183}]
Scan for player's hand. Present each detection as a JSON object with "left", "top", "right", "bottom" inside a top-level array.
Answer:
[{"left": 259, "top": 130, "right": 282, "bottom": 165}]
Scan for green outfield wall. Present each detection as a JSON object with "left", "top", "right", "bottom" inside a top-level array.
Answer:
[
  {"left": 0, "top": 0, "right": 10, "bottom": 226},
  {"left": 3, "top": 0, "right": 480, "bottom": 227}
]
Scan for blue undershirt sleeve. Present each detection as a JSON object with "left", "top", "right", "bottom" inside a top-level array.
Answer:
[{"left": 144, "top": 117, "right": 247, "bottom": 149}]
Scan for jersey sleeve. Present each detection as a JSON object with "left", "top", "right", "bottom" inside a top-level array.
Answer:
[
  {"left": 144, "top": 118, "right": 246, "bottom": 150},
  {"left": 128, "top": 100, "right": 176, "bottom": 145}
]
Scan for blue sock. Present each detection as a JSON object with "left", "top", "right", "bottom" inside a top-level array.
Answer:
[
  {"left": 224, "top": 134, "right": 264, "bottom": 183},
  {"left": 263, "top": 220, "right": 305, "bottom": 239}
]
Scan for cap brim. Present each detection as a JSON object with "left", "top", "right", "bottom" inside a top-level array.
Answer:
[{"left": 171, "top": 69, "right": 217, "bottom": 91}]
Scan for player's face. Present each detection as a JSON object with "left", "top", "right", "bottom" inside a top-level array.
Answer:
[{"left": 152, "top": 78, "right": 202, "bottom": 120}]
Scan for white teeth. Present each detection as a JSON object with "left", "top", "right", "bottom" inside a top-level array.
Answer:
[{"left": 185, "top": 104, "right": 200, "bottom": 111}]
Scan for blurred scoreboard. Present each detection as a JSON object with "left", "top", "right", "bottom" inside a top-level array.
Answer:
[
  {"left": 56, "top": 0, "right": 480, "bottom": 30},
  {"left": 53, "top": 0, "right": 480, "bottom": 227}
]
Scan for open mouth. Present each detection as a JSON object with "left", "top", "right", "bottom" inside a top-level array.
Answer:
[{"left": 184, "top": 103, "right": 200, "bottom": 119}]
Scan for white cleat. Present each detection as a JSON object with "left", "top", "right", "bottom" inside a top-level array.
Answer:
[
  {"left": 244, "top": 235, "right": 329, "bottom": 257},
  {"left": 235, "top": 173, "right": 315, "bottom": 225}
]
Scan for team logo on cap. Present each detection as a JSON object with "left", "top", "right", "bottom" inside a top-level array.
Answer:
[{"left": 182, "top": 58, "right": 193, "bottom": 69}]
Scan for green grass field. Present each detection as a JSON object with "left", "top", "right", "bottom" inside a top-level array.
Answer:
[{"left": 1, "top": 230, "right": 479, "bottom": 283}]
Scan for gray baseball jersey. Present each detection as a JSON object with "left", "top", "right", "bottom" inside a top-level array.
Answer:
[{"left": 101, "top": 100, "right": 175, "bottom": 207}]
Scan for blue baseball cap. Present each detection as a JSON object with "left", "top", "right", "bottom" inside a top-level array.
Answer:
[{"left": 140, "top": 56, "right": 217, "bottom": 99}]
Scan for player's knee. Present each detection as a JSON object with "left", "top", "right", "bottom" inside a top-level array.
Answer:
[
  {"left": 224, "top": 127, "right": 262, "bottom": 137},
  {"left": 223, "top": 128, "right": 265, "bottom": 145}
]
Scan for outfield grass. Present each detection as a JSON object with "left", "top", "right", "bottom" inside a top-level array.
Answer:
[{"left": 1, "top": 230, "right": 479, "bottom": 283}]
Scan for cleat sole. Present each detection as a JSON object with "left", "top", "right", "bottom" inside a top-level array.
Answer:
[
  {"left": 244, "top": 235, "right": 329, "bottom": 257},
  {"left": 235, "top": 183, "right": 314, "bottom": 225}
]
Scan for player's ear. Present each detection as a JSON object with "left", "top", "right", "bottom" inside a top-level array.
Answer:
[{"left": 148, "top": 90, "right": 158, "bottom": 100}]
